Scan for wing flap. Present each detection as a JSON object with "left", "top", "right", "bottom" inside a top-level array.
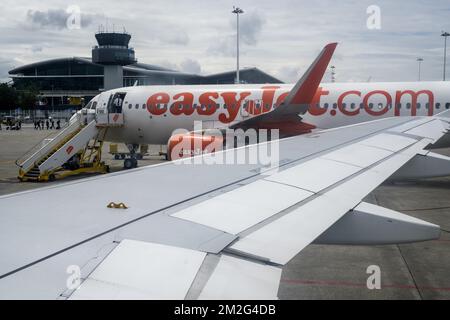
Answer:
[
  {"left": 198, "top": 254, "right": 281, "bottom": 300},
  {"left": 404, "top": 119, "right": 447, "bottom": 141},
  {"left": 69, "top": 240, "right": 206, "bottom": 300},
  {"left": 172, "top": 180, "right": 312, "bottom": 235}
]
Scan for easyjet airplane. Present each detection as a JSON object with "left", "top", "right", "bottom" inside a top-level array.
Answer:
[
  {"left": 5, "top": 43, "right": 450, "bottom": 298},
  {"left": 80, "top": 42, "right": 450, "bottom": 164}
]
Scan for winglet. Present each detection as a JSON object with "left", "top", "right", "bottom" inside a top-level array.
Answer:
[{"left": 282, "top": 42, "right": 337, "bottom": 108}]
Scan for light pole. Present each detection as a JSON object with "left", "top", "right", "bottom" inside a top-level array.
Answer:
[
  {"left": 232, "top": 6, "right": 244, "bottom": 84},
  {"left": 417, "top": 57, "right": 423, "bottom": 81},
  {"left": 441, "top": 31, "right": 450, "bottom": 81}
]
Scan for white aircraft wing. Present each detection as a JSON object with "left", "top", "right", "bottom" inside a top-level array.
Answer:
[{"left": 0, "top": 114, "right": 449, "bottom": 299}]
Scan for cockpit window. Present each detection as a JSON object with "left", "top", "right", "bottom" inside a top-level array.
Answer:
[
  {"left": 85, "top": 101, "right": 92, "bottom": 109},
  {"left": 92, "top": 101, "right": 97, "bottom": 110}
]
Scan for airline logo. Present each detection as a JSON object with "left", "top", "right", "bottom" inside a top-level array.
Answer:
[
  {"left": 146, "top": 86, "right": 436, "bottom": 123},
  {"left": 66, "top": 145, "right": 74, "bottom": 155}
]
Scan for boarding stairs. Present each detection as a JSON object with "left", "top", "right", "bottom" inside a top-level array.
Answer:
[{"left": 16, "top": 109, "right": 119, "bottom": 182}]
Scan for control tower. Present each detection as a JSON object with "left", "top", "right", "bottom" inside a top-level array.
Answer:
[{"left": 92, "top": 30, "right": 136, "bottom": 90}]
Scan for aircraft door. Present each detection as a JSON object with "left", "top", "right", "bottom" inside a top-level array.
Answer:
[
  {"left": 107, "top": 92, "right": 126, "bottom": 125},
  {"left": 95, "top": 94, "right": 110, "bottom": 125}
]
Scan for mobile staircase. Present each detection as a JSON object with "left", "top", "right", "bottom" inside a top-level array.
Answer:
[{"left": 16, "top": 109, "right": 120, "bottom": 182}]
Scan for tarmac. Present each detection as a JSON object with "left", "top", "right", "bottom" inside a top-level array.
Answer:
[{"left": 0, "top": 125, "right": 449, "bottom": 300}]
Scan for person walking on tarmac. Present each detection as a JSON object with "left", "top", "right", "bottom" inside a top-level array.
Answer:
[
  {"left": 50, "top": 119, "right": 55, "bottom": 130},
  {"left": 56, "top": 119, "right": 61, "bottom": 130},
  {"left": 45, "top": 119, "right": 49, "bottom": 130}
]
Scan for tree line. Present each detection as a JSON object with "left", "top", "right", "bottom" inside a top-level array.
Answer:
[{"left": 0, "top": 83, "right": 38, "bottom": 111}]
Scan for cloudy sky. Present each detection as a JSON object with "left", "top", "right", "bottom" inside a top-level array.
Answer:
[{"left": 1, "top": 0, "right": 450, "bottom": 83}]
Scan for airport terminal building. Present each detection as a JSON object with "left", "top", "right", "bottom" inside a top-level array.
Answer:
[{"left": 8, "top": 31, "right": 282, "bottom": 109}]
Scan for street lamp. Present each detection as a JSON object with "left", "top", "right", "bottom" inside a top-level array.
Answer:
[
  {"left": 416, "top": 57, "right": 423, "bottom": 81},
  {"left": 232, "top": 6, "right": 244, "bottom": 84},
  {"left": 441, "top": 31, "right": 450, "bottom": 81}
]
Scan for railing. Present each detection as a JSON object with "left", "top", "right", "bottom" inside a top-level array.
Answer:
[{"left": 16, "top": 115, "right": 82, "bottom": 172}]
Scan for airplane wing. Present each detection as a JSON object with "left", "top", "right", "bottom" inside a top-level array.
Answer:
[
  {"left": 0, "top": 113, "right": 449, "bottom": 299},
  {"left": 230, "top": 43, "right": 337, "bottom": 136}
]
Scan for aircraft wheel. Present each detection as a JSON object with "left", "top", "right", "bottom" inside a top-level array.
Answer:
[{"left": 123, "top": 158, "right": 134, "bottom": 170}]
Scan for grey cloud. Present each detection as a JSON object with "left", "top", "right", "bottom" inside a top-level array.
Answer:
[
  {"left": 31, "top": 45, "right": 43, "bottom": 53},
  {"left": 27, "top": 9, "right": 98, "bottom": 30},
  {"left": 351, "top": 52, "right": 418, "bottom": 60},
  {"left": 179, "top": 58, "right": 201, "bottom": 74},
  {"left": 161, "top": 32, "right": 189, "bottom": 46},
  {"left": 0, "top": 57, "right": 16, "bottom": 82},
  {"left": 237, "top": 11, "right": 266, "bottom": 46},
  {"left": 207, "top": 36, "right": 236, "bottom": 57},
  {"left": 207, "top": 10, "right": 265, "bottom": 57},
  {"left": 276, "top": 66, "right": 301, "bottom": 83}
]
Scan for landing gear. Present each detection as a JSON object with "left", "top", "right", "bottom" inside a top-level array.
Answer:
[
  {"left": 123, "top": 157, "right": 138, "bottom": 170},
  {"left": 123, "top": 144, "right": 139, "bottom": 169}
]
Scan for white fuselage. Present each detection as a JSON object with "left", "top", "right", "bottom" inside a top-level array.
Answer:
[{"left": 88, "top": 81, "right": 450, "bottom": 145}]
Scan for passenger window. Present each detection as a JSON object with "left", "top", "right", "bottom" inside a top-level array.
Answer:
[
  {"left": 417, "top": 103, "right": 421, "bottom": 109},
  {"left": 360, "top": 103, "right": 364, "bottom": 109},
  {"left": 142, "top": 104, "right": 146, "bottom": 109},
  {"left": 342, "top": 103, "right": 346, "bottom": 108},
  {"left": 378, "top": 103, "right": 383, "bottom": 109},
  {"left": 446, "top": 103, "right": 450, "bottom": 109},
  {"left": 128, "top": 104, "right": 132, "bottom": 109},
  {"left": 369, "top": 103, "right": 374, "bottom": 109},
  {"left": 351, "top": 103, "right": 355, "bottom": 109},
  {"left": 324, "top": 103, "right": 329, "bottom": 109},
  {"left": 135, "top": 104, "right": 139, "bottom": 109},
  {"left": 333, "top": 103, "right": 337, "bottom": 109},
  {"left": 224, "top": 104, "right": 227, "bottom": 109},
  {"left": 436, "top": 103, "right": 441, "bottom": 109}
]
